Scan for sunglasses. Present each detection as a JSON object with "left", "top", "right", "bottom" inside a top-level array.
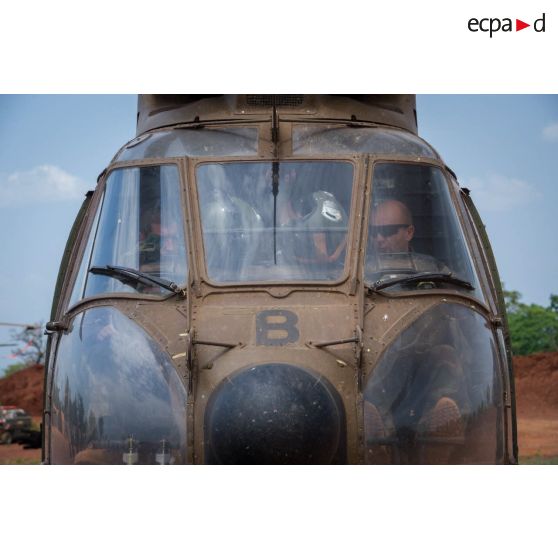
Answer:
[{"left": 370, "top": 224, "right": 410, "bottom": 237}]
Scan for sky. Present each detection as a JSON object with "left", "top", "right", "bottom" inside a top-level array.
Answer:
[{"left": 0, "top": 94, "right": 556, "bottom": 371}]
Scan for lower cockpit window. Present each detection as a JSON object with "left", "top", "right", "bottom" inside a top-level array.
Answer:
[
  {"left": 49, "top": 307, "right": 188, "bottom": 464},
  {"left": 196, "top": 161, "right": 354, "bottom": 282},
  {"left": 76, "top": 165, "right": 187, "bottom": 300},
  {"left": 364, "top": 303, "right": 504, "bottom": 464},
  {"left": 365, "top": 163, "right": 482, "bottom": 297}
]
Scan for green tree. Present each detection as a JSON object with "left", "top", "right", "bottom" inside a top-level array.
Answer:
[
  {"left": 9, "top": 323, "right": 45, "bottom": 365},
  {"left": 2, "top": 362, "right": 27, "bottom": 377},
  {"left": 503, "top": 290, "right": 558, "bottom": 355},
  {"left": 503, "top": 289, "right": 522, "bottom": 314}
]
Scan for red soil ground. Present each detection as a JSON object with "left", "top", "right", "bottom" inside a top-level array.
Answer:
[
  {"left": 0, "top": 364, "right": 44, "bottom": 464},
  {"left": 514, "top": 352, "right": 558, "bottom": 458},
  {"left": 0, "top": 364, "right": 44, "bottom": 416},
  {"left": 1, "top": 354, "right": 557, "bottom": 463}
]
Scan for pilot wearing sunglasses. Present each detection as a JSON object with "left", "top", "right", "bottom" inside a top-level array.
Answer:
[
  {"left": 368, "top": 199, "right": 449, "bottom": 273},
  {"left": 370, "top": 199, "right": 415, "bottom": 254}
]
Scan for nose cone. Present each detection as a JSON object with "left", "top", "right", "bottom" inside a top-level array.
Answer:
[{"left": 205, "top": 364, "right": 344, "bottom": 464}]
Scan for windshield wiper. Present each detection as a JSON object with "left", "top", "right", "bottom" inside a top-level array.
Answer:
[
  {"left": 89, "top": 265, "right": 186, "bottom": 296},
  {"left": 367, "top": 272, "right": 474, "bottom": 293}
]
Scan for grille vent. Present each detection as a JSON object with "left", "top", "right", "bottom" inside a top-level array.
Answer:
[{"left": 246, "top": 95, "right": 305, "bottom": 107}]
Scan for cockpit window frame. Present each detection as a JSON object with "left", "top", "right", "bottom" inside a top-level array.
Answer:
[
  {"left": 362, "top": 156, "right": 490, "bottom": 310},
  {"left": 186, "top": 155, "right": 365, "bottom": 290},
  {"left": 58, "top": 173, "right": 107, "bottom": 317},
  {"left": 62, "top": 158, "right": 192, "bottom": 315},
  {"left": 454, "top": 187, "right": 500, "bottom": 316}
]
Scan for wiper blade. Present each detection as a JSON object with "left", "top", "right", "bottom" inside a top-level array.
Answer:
[
  {"left": 89, "top": 265, "right": 186, "bottom": 296},
  {"left": 367, "top": 272, "right": 474, "bottom": 293}
]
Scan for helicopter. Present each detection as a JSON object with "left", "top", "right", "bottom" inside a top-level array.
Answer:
[{"left": 42, "top": 94, "right": 517, "bottom": 464}]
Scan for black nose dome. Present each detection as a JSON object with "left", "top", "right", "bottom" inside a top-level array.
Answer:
[{"left": 205, "top": 364, "right": 344, "bottom": 464}]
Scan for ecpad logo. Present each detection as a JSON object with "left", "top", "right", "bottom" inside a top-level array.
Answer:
[{"left": 468, "top": 13, "right": 546, "bottom": 37}]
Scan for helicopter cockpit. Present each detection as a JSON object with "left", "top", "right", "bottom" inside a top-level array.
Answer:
[{"left": 44, "top": 95, "right": 515, "bottom": 465}]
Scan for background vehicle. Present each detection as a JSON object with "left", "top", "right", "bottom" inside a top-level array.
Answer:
[
  {"left": 43, "top": 95, "right": 517, "bottom": 464},
  {"left": 0, "top": 406, "right": 33, "bottom": 445}
]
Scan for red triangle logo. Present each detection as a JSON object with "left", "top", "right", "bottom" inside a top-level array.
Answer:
[{"left": 516, "top": 19, "right": 530, "bottom": 31}]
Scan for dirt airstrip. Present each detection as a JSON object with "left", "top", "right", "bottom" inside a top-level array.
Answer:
[
  {"left": 514, "top": 352, "right": 558, "bottom": 459},
  {"left": 1, "top": 354, "right": 557, "bottom": 464}
]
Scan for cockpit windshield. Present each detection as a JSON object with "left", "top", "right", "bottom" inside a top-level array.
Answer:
[
  {"left": 365, "top": 163, "right": 482, "bottom": 297},
  {"left": 74, "top": 165, "right": 188, "bottom": 301},
  {"left": 196, "top": 161, "right": 354, "bottom": 282}
]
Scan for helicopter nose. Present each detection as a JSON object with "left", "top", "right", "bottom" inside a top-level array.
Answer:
[{"left": 205, "top": 363, "right": 344, "bottom": 464}]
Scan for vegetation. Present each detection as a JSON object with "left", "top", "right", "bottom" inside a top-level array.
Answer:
[
  {"left": 0, "top": 457, "right": 41, "bottom": 465},
  {"left": 2, "top": 362, "right": 28, "bottom": 378},
  {"left": 1, "top": 323, "right": 45, "bottom": 376},
  {"left": 10, "top": 323, "right": 46, "bottom": 365},
  {"left": 504, "top": 291, "right": 558, "bottom": 356},
  {"left": 520, "top": 455, "right": 558, "bottom": 465}
]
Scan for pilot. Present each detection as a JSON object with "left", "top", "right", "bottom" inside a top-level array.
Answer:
[
  {"left": 135, "top": 204, "right": 187, "bottom": 294},
  {"left": 368, "top": 198, "right": 449, "bottom": 273}
]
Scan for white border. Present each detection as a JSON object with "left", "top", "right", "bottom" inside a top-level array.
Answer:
[
  {"left": 3, "top": 466, "right": 556, "bottom": 558},
  {"left": 0, "top": 1, "right": 556, "bottom": 92}
]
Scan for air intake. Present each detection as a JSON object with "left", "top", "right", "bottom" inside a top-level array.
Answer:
[{"left": 246, "top": 95, "right": 305, "bottom": 107}]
